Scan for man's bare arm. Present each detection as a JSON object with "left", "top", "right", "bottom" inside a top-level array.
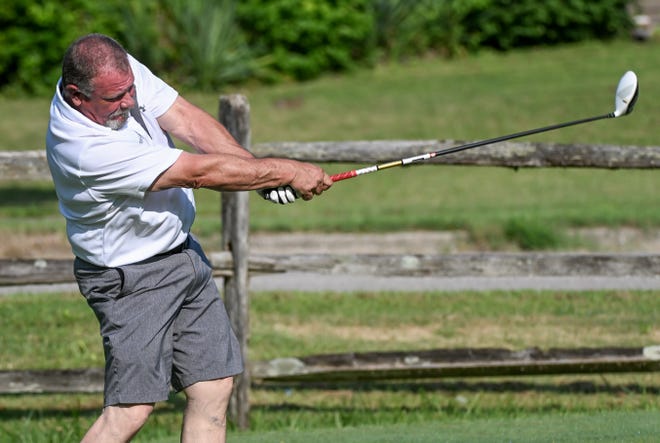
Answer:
[
  {"left": 157, "top": 96, "right": 253, "bottom": 158},
  {"left": 154, "top": 95, "right": 333, "bottom": 200},
  {"left": 150, "top": 152, "right": 332, "bottom": 201}
]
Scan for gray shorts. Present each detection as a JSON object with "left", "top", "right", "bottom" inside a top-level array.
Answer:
[{"left": 74, "top": 236, "right": 243, "bottom": 407}]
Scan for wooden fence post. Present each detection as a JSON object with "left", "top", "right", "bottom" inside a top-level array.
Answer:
[{"left": 218, "top": 94, "right": 251, "bottom": 429}]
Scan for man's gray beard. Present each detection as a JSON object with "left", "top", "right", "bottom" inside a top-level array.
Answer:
[{"left": 105, "top": 109, "right": 131, "bottom": 130}]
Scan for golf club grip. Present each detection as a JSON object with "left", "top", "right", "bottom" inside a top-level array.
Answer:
[{"left": 331, "top": 170, "right": 358, "bottom": 182}]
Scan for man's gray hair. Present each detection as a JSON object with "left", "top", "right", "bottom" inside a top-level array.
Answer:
[{"left": 61, "top": 34, "right": 130, "bottom": 97}]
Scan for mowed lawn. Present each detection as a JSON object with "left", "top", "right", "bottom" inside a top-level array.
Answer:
[
  {"left": 1, "top": 39, "right": 659, "bottom": 241},
  {"left": 2, "top": 289, "right": 659, "bottom": 441},
  {"left": 207, "top": 39, "right": 660, "bottom": 237},
  {"left": 223, "top": 410, "right": 660, "bottom": 443}
]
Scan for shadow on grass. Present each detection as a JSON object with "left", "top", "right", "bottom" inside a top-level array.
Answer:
[
  {"left": 2, "top": 380, "right": 658, "bottom": 419},
  {"left": 0, "top": 392, "right": 186, "bottom": 420},
  {"left": 0, "top": 184, "right": 57, "bottom": 207}
]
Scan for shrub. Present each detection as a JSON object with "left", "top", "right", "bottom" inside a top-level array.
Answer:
[
  {"left": 0, "top": 0, "right": 637, "bottom": 94},
  {"left": 371, "top": 0, "right": 425, "bottom": 58},
  {"left": 368, "top": 0, "right": 634, "bottom": 58},
  {"left": 118, "top": 2, "right": 169, "bottom": 81},
  {"left": 237, "top": 0, "right": 375, "bottom": 81},
  {"left": 119, "top": 0, "right": 255, "bottom": 91},
  {"left": 459, "top": 0, "right": 634, "bottom": 51},
  {"left": 370, "top": 0, "right": 487, "bottom": 58},
  {"left": 0, "top": 1, "right": 123, "bottom": 95},
  {"left": 504, "top": 218, "right": 564, "bottom": 250}
]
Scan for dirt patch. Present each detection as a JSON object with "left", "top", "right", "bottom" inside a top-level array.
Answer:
[
  {"left": 0, "top": 232, "right": 72, "bottom": 259},
  {"left": 569, "top": 227, "right": 660, "bottom": 253},
  {"left": 249, "top": 228, "right": 660, "bottom": 255},
  {"left": 273, "top": 323, "right": 436, "bottom": 344},
  {"left": 250, "top": 231, "right": 471, "bottom": 255},
  {"left": 271, "top": 319, "right": 660, "bottom": 349}
]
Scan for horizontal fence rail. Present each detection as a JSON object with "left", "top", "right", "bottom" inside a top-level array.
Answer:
[
  {"left": 2, "top": 141, "right": 660, "bottom": 183},
  {"left": 251, "top": 140, "right": 660, "bottom": 169},
  {"left": 251, "top": 346, "right": 660, "bottom": 383},
  {"left": 2, "top": 252, "right": 660, "bottom": 286},
  {"left": 3, "top": 346, "right": 659, "bottom": 394},
  {"left": 211, "top": 252, "right": 660, "bottom": 278},
  {"left": 0, "top": 150, "right": 50, "bottom": 181}
]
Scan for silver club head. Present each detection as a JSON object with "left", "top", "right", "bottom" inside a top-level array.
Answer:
[{"left": 613, "top": 71, "right": 639, "bottom": 117}]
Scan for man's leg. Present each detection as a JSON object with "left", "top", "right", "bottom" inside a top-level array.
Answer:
[
  {"left": 81, "top": 403, "right": 154, "bottom": 443},
  {"left": 181, "top": 377, "right": 234, "bottom": 443}
]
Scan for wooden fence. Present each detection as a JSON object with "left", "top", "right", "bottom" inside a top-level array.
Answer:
[{"left": 1, "top": 95, "right": 660, "bottom": 429}]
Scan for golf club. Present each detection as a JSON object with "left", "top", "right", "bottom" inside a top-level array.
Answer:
[{"left": 330, "top": 70, "right": 639, "bottom": 182}]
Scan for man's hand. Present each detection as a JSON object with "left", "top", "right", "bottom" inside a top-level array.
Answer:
[
  {"left": 257, "top": 186, "right": 297, "bottom": 204},
  {"left": 257, "top": 161, "right": 333, "bottom": 204},
  {"left": 287, "top": 162, "right": 334, "bottom": 201}
]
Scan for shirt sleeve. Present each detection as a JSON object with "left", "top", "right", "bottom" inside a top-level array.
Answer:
[{"left": 128, "top": 54, "right": 178, "bottom": 119}]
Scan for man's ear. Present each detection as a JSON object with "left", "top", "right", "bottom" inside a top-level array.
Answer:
[{"left": 63, "top": 84, "right": 86, "bottom": 107}]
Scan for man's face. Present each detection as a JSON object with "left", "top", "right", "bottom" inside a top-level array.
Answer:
[{"left": 67, "top": 68, "right": 136, "bottom": 130}]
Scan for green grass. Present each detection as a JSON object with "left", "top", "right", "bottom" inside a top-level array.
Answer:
[
  {"left": 2, "top": 382, "right": 658, "bottom": 442},
  {"left": 3, "top": 41, "right": 659, "bottom": 150},
  {"left": 226, "top": 410, "right": 660, "bottom": 443},
  {"left": 239, "top": 166, "right": 659, "bottom": 233},
  {"left": 1, "top": 40, "right": 658, "bottom": 246},
  {"left": 90, "top": 409, "right": 660, "bottom": 443},
  {"left": 3, "top": 290, "right": 657, "bottom": 370},
  {"left": 193, "top": 40, "right": 660, "bottom": 147},
  {"left": 0, "top": 97, "right": 51, "bottom": 151},
  {"left": 1, "top": 289, "right": 659, "bottom": 440},
  {"left": 1, "top": 166, "right": 658, "bottom": 253}
]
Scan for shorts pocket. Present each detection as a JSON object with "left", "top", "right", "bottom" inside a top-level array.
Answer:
[{"left": 75, "top": 266, "right": 123, "bottom": 334}]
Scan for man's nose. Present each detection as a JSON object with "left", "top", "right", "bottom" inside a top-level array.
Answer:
[{"left": 120, "top": 93, "right": 136, "bottom": 110}]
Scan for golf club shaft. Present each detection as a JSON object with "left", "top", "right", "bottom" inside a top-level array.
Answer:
[{"left": 330, "top": 112, "right": 612, "bottom": 182}]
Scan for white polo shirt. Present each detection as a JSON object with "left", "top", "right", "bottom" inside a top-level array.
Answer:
[{"left": 46, "top": 55, "right": 195, "bottom": 267}]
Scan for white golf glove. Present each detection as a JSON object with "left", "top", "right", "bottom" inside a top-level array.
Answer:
[{"left": 257, "top": 186, "right": 297, "bottom": 204}]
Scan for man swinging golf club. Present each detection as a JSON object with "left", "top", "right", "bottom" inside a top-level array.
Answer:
[{"left": 46, "top": 33, "right": 332, "bottom": 442}]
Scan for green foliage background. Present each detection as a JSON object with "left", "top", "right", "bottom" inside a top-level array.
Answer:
[
  {"left": 0, "top": 0, "right": 634, "bottom": 94},
  {"left": 237, "top": 0, "right": 375, "bottom": 81},
  {"left": 0, "top": 0, "right": 122, "bottom": 95}
]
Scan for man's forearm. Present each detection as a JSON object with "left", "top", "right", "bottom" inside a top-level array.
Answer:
[
  {"left": 199, "top": 156, "right": 297, "bottom": 192},
  {"left": 151, "top": 153, "right": 295, "bottom": 192}
]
